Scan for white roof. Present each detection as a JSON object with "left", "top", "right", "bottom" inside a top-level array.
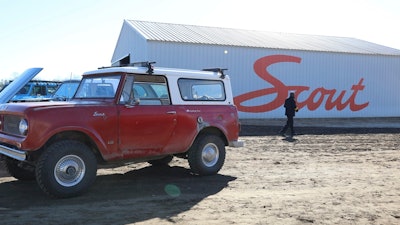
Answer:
[
  {"left": 83, "top": 66, "right": 225, "bottom": 80},
  {"left": 126, "top": 20, "right": 400, "bottom": 56}
]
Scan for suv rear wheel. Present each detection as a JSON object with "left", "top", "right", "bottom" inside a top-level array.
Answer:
[
  {"left": 188, "top": 134, "right": 225, "bottom": 175},
  {"left": 35, "top": 140, "right": 97, "bottom": 198}
]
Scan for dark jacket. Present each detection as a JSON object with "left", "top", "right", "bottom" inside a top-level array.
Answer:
[{"left": 284, "top": 96, "right": 297, "bottom": 117}]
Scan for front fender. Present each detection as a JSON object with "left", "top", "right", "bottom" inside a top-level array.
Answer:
[
  {"left": 19, "top": 126, "right": 112, "bottom": 161},
  {"left": 20, "top": 105, "right": 119, "bottom": 160}
]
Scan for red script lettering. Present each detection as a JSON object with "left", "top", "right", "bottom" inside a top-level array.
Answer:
[{"left": 233, "top": 55, "right": 369, "bottom": 113}]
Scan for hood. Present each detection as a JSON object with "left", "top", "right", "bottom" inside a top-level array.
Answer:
[
  {"left": 0, "top": 68, "right": 43, "bottom": 103},
  {"left": 0, "top": 100, "right": 113, "bottom": 114},
  {"left": 0, "top": 101, "right": 71, "bottom": 114}
]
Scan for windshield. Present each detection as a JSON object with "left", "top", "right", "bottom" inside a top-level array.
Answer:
[{"left": 74, "top": 75, "right": 121, "bottom": 98}]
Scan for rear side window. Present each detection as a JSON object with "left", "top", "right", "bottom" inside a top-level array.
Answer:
[{"left": 178, "top": 79, "right": 225, "bottom": 101}]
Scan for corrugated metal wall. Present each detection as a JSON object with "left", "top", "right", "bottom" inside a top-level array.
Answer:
[
  {"left": 112, "top": 21, "right": 148, "bottom": 65},
  {"left": 112, "top": 23, "right": 400, "bottom": 119}
]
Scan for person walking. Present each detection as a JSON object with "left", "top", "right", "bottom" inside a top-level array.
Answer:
[{"left": 279, "top": 92, "right": 298, "bottom": 137}]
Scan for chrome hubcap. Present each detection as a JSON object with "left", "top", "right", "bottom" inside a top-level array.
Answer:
[
  {"left": 202, "top": 143, "right": 219, "bottom": 167},
  {"left": 54, "top": 155, "right": 85, "bottom": 187}
]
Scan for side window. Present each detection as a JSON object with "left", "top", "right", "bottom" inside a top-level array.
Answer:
[
  {"left": 151, "top": 84, "right": 169, "bottom": 98},
  {"left": 178, "top": 79, "right": 226, "bottom": 101},
  {"left": 120, "top": 74, "right": 170, "bottom": 105},
  {"left": 134, "top": 83, "right": 170, "bottom": 105},
  {"left": 133, "top": 85, "right": 148, "bottom": 98}
]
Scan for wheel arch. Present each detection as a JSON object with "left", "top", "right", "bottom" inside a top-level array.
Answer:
[
  {"left": 42, "top": 131, "right": 105, "bottom": 163},
  {"left": 197, "top": 126, "right": 228, "bottom": 146}
]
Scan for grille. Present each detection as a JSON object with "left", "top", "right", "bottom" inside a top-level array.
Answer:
[{"left": 4, "top": 115, "right": 21, "bottom": 135}]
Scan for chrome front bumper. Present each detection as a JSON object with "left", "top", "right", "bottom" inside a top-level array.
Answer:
[{"left": 0, "top": 144, "right": 26, "bottom": 161}]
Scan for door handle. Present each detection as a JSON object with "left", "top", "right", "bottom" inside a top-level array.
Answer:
[{"left": 167, "top": 111, "right": 177, "bottom": 114}]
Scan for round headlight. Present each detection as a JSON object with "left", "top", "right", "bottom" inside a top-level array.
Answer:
[{"left": 19, "top": 119, "right": 28, "bottom": 135}]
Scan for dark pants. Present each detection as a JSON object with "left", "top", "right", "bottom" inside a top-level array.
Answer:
[{"left": 280, "top": 116, "right": 294, "bottom": 135}]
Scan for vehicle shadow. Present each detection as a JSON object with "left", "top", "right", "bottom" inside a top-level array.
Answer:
[{"left": 0, "top": 164, "right": 236, "bottom": 224}]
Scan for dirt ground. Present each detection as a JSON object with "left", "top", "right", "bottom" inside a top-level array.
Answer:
[{"left": 0, "top": 123, "right": 399, "bottom": 225}]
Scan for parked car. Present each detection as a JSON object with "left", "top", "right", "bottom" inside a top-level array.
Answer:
[
  {"left": 9, "top": 80, "right": 61, "bottom": 102},
  {"left": 0, "top": 62, "right": 243, "bottom": 198},
  {"left": 52, "top": 80, "right": 80, "bottom": 101},
  {"left": 0, "top": 68, "right": 43, "bottom": 103}
]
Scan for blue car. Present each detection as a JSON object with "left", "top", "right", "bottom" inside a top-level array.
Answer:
[{"left": 10, "top": 80, "right": 61, "bottom": 102}]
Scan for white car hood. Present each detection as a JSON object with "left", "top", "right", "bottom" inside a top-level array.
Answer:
[{"left": 0, "top": 68, "right": 43, "bottom": 103}]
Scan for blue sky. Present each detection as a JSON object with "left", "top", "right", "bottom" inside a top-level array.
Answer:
[{"left": 1, "top": 0, "right": 399, "bottom": 80}]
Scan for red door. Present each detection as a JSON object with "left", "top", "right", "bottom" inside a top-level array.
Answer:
[{"left": 117, "top": 104, "right": 177, "bottom": 158}]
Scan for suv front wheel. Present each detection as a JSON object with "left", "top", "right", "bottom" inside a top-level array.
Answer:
[
  {"left": 35, "top": 140, "right": 97, "bottom": 198},
  {"left": 188, "top": 134, "right": 226, "bottom": 175}
]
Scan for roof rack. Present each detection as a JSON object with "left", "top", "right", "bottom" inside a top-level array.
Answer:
[
  {"left": 99, "top": 61, "right": 156, "bottom": 75},
  {"left": 202, "top": 68, "right": 228, "bottom": 79},
  {"left": 130, "top": 61, "right": 156, "bottom": 74}
]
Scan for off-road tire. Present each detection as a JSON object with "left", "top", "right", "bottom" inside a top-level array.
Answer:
[
  {"left": 35, "top": 140, "right": 97, "bottom": 198},
  {"left": 188, "top": 134, "right": 225, "bottom": 175}
]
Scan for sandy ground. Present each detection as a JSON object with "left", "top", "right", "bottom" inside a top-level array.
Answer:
[{"left": 0, "top": 121, "right": 399, "bottom": 225}]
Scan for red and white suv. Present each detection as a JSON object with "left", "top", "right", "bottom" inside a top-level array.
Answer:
[{"left": 0, "top": 62, "right": 243, "bottom": 198}]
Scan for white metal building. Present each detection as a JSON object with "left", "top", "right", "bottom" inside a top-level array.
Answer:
[{"left": 112, "top": 20, "right": 400, "bottom": 119}]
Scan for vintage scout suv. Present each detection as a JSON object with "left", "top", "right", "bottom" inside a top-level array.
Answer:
[{"left": 0, "top": 63, "right": 243, "bottom": 198}]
